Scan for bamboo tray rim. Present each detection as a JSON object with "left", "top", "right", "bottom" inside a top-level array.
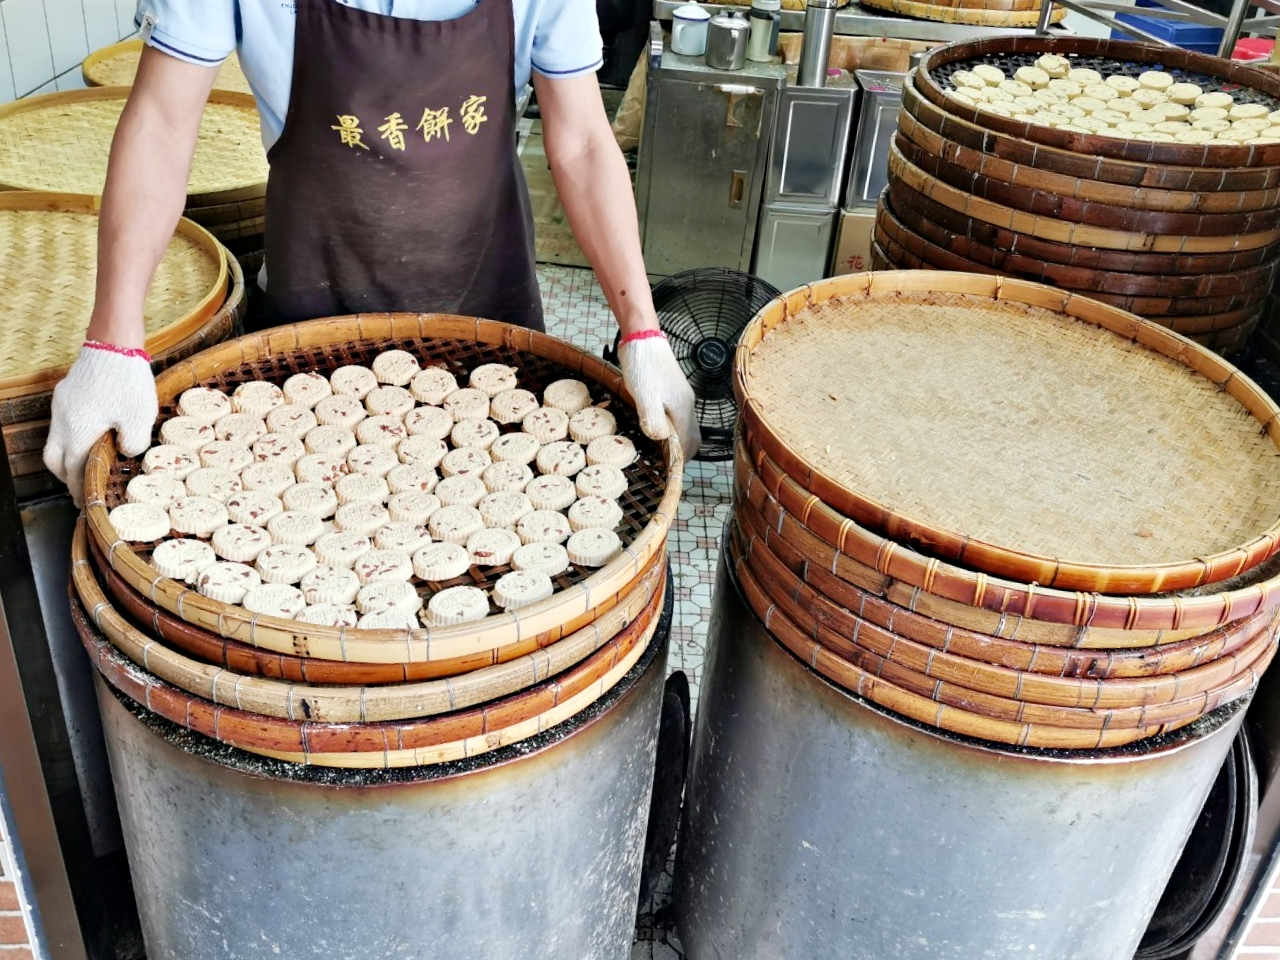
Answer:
[
  {"left": 82, "top": 313, "right": 683, "bottom": 664},
  {"left": 735, "top": 271, "right": 1280, "bottom": 595}
]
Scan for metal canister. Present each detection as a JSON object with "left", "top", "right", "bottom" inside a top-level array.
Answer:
[
  {"left": 797, "top": 0, "right": 839, "bottom": 87},
  {"left": 706, "top": 11, "right": 751, "bottom": 70}
]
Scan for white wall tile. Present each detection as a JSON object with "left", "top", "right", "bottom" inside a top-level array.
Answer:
[
  {"left": 114, "top": 0, "right": 136, "bottom": 39},
  {"left": 45, "top": 0, "right": 90, "bottom": 75},
  {"left": 30, "top": 78, "right": 57, "bottom": 95},
  {"left": 2, "top": 0, "right": 55, "bottom": 97},
  {"left": 0, "top": 14, "right": 17, "bottom": 104},
  {"left": 82, "top": 0, "right": 122, "bottom": 50},
  {"left": 54, "top": 62, "right": 85, "bottom": 90}
]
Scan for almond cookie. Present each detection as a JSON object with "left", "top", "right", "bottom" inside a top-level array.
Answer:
[
  {"left": 305, "top": 425, "right": 359, "bottom": 458},
  {"left": 490, "top": 388, "right": 539, "bottom": 424},
  {"left": 356, "top": 415, "right": 408, "bottom": 448},
  {"left": 999, "top": 79, "right": 1033, "bottom": 99},
  {"left": 451, "top": 418, "right": 500, "bottom": 450},
  {"left": 354, "top": 549, "right": 414, "bottom": 584},
  {"left": 186, "top": 467, "right": 242, "bottom": 503},
  {"left": 255, "top": 544, "right": 318, "bottom": 585},
  {"left": 375, "top": 522, "right": 432, "bottom": 554},
  {"left": 298, "top": 604, "right": 360, "bottom": 627},
  {"left": 424, "top": 586, "right": 490, "bottom": 626},
  {"left": 283, "top": 483, "right": 339, "bottom": 519},
  {"left": 398, "top": 436, "right": 449, "bottom": 468},
  {"left": 569, "top": 496, "right": 624, "bottom": 532},
  {"left": 242, "top": 461, "right": 297, "bottom": 496},
  {"left": 226, "top": 491, "right": 284, "bottom": 526},
  {"left": 517, "top": 510, "right": 571, "bottom": 545},
  {"left": 330, "top": 365, "right": 378, "bottom": 399},
  {"left": 536, "top": 441, "right": 586, "bottom": 477},
  {"left": 388, "top": 491, "right": 442, "bottom": 524},
  {"left": 467, "top": 363, "right": 518, "bottom": 397},
  {"left": 436, "top": 475, "right": 487, "bottom": 508},
  {"left": 196, "top": 562, "right": 261, "bottom": 603},
  {"left": 569, "top": 407, "right": 617, "bottom": 444},
  {"left": 356, "top": 580, "right": 422, "bottom": 616},
  {"left": 334, "top": 500, "right": 390, "bottom": 535},
  {"left": 492, "top": 570, "right": 554, "bottom": 611},
  {"left": 412, "top": 542, "right": 470, "bottom": 581},
  {"left": 1167, "top": 82, "right": 1202, "bottom": 105},
  {"left": 950, "top": 69, "right": 982, "bottom": 89},
  {"left": 566, "top": 528, "right": 622, "bottom": 567},
  {"left": 268, "top": 510, "right": 325, "bottom": 546},
  {"left": 159, "top": 416, "right": 215, "bottom": 450},
  {"left": 1231, "top": 103, "right": 1269, "bottom": 121},
  {"left": 482, "top": 461, "right": 534, "bottom": 493},
  {"left": 971, "top": 64, "right": 1003, "bottom": 85},
  {"left": 178, "top": 387, "right": 232, "bottom": 424},
  {"left": 315, "top": 395, "right": 368, "bottom": 430},
  {"left": 211, "top": 523, "right": 273, "bottom": 563},
  {"left": 511, "top": 542, "right": 570, "bottom": 577},
  {"left": 251, "top": 434, "right": 306, "bottom": 467},
  {"left": 443, "top": 387, "right": 490, "bottom": 421},
  {"left": 314, "top": 531, "right": 373, "bottom": 569},
  {"left": 1081, "top": 84, "right": 1112, "bottom": 102},
  {"left": 365, "top": 385, "right": 415, "bottom": 418},
  {"left": 428, "top": 504, "right": 485, "bottom": 544},
  {"left": 525, "top": 475, "right": 577, "bottom": 512},
  {"left": 543, "top": 379, "right": 592, "bottom": 414},
  {"left": 301, "top": 566, "right": 360, "bottom": 606},
  {"left": 266, "top": 404, "right": 319, "bottom": 439},
  {"left": 387, "top": 462, "right": 439, "bottom": 495},
  {"left": 334, "top": 472, "right": 390, "bottom": 506},
  {"left": 372, "top": 350, "right": 421, "bottom": 386},
  {"left": 170, "top": 496, "right": 229, "bottom": 538},
  {"left": 243, "top": 584, "right": 306, "bottom": 619},
  {"left": 586, "top": 435, "right": 636, "bottom": 469},
  {"left": 575, "top": 464, "right": 628, "bottom": 500},
  {"left": 404, "top": 406, "right": 454, "bottom": 440},
  {"left": 467, "top": 528, "right": 522, "bottom": 567},
  {"left": 109, "top": 502, "right": 171, "bottom": 542},
  {"left": 409, "top": 367, "right": 458, "bottom": 405},
  {"left": 478, "top": 491, "right": 534, "bottom": 529},
  {"left": 348, "top": 444, "right": 399, "bottom": 477},
  {"left": 440, "top": 447, "right": 492, "bottom": 478},
  {"left": 151, "top": 538, "right": 216, "bottom": 582},
  {"left": 1197, "top": 91, "right": 1234, "bottom": 110},
  {"left": 143, "top": 445, "right": 200, "bottom": 480},
  {"left": 1013, "top": 65, "right": 1049, "bottom": 89},
  {"left": 1067, "top": 67, "right": 1101, "bottom": 86},
  {"left": 283, "top": 371, "right": 332, "bottom": 408},
  {"left": 522, "top": 407, "right": 570, "bottom": 443},
  {"left": 231, "top": 381, "right": 284, "bottom": 418},
  {"left": 126, "top": 473, "right": 187, "bottom": 509},
  {"left": 359, "top": 609, "right": 419, "bottom": 630},
  {"left": 198, "top": 440, "right": 254, "bottom": 473},
  {"left": 214, "top": 413, "right": 268, "bottom": 446},
  {"left": 490, "top": 432, "right": 540, "bottom": 464}
]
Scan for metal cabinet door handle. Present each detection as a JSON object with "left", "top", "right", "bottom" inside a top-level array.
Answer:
[
  {"left": 729, "top": 170, "right": 747, "bottom": 208},
  {"left": 718, "top": 86, "right": 764, "bottom": 134}
]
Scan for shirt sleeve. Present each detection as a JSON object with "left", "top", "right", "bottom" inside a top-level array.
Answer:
[
  {"left": 530, "top": 0, "right": 604, "bottom": 79},
  {"left": 135, "top": 0, "right": 237, "bottom": 65}
]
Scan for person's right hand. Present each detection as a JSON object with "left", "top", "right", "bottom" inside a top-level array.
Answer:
[{"left": 43, "top": 342, "right": 159, "bottom": 506}]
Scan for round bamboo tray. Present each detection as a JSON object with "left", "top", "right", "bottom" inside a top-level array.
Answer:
[
  {"left": 184, "top": 197, "right": 266, "bottom": 229},
  {"left": 82, "top": 39, "right": 253, "bottom": 96},
  {"left": 735, "top": 271, "right": 1280, "bottom": 594},
  {"left": 83, "top": 314, "right": 682, "bottom": 665},
  {"left": 73, "top": 579, "right": 663, "bottom": 768},
  {"left": 87, "top": 529, "right": 665, "bottom": 686},
  {"left": 0, "top": 88, "right": 266, "bottom": 206},
  {"left": 861, "top": 0, "right": 1065, "bottom": 25},
  {"left": 900, "top": 78, "right": 1280, "bottom": 196},
  {"left": 72, "top": 520, "right": 665, "bottom": 723},
  {"left": 917, "top": 37, "right": 1280, "bottom": 168},
  {"left": 0, "top": 192, "right": 228, "bottom": 418}
]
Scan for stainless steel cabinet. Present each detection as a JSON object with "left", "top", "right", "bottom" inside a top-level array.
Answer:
[
  {"left": 766, "top": 85, "right": 855, "bottom": 208},
  {"left": 844, "top": 70, "right": 906, "bottom": 210},
  {"left": 754, "top": 201, "right": 837, "bottom": 293}
]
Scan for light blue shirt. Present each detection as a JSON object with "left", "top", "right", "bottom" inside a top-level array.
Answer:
[{"left": 136, "top": 0, "right": 604, "bottom": 151}]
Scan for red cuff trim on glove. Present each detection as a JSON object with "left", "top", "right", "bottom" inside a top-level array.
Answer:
[
  {"left": 620, "top": 329, "right": 666, "bottom": 346},
  {"left": 84, "top": 340, "right": 152, "bottom": 362}
]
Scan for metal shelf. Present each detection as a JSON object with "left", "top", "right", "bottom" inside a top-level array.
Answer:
[{"left": 1036, "top": 0, "right": 1279, "bottom": 57}]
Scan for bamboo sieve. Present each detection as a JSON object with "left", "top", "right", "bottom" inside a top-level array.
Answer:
[
  {"left": 83, "top": 314, "right": 682, "bottom": 665},
  {"left": 860, "top": 0, "right": 1065, "bottom": 26},
  {"left": 82, "top": 39, "right": 254, "bottom": 96}
]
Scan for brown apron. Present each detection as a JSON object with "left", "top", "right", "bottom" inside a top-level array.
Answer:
[{"left": 264, "top": 0, "right": 545, "bottom": 331}]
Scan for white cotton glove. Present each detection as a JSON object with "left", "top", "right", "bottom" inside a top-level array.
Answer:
[
  {"left": 43, "top": 343, "right": 159, "bottom": 506},
  {"left": 619, "top": 332, "right": 701, "bottom": 464}
]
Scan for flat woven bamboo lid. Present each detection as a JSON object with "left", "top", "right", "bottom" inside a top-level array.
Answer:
[
  {"left": 82, "top": 39, "right": 253, "bottom": 95},
  {"left": 0, "top": 193, "right": 226, "bottom": 401},
  {"left": 0, "top": 89, "right": 266, "bottom": 204},
  {"left": 735, "top": 272, "right": 1280, "bottom": 594}
]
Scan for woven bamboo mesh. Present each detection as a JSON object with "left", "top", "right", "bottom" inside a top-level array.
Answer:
[
  {"left": 82, "top": 39, "right": 253, "bottom": 95},
  {"left": 860, "top": 0, "right": 1065, "bottom": 26},
  {"left": 0, "top": 89, "right": 266, "bottom": 202}
]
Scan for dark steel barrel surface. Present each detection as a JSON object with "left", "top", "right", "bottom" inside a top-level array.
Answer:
[{"left": 676, "top": 553, "right": 1249, "bottom": 960}]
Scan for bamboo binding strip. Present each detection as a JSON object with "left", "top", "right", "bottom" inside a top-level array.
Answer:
[
  {"left": 82, "top": 39, "right": 254, "bottom": 95},
  {"left": 83, "top": 314, "right": 683, "bottom": 665}
]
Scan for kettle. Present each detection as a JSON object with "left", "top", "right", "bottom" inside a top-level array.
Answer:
[
  {"left": 706, "top": 11, "right": 750, "bottom": 70},
  {"left": 747, "top": 0, "right": 782, "bottom": 62},
  {"left": 671, "top": 1, "right": 711, "bottom": 57}
]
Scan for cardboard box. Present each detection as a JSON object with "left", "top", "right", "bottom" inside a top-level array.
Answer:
[{"left": 829, "top": 207, "right": 877, "bottom": 277}]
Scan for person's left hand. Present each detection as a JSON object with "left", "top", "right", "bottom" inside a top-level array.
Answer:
[{"left": 619, "top": 331, "right": 700, "bottom": 464}]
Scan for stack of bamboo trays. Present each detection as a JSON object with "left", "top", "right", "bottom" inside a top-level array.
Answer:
[
  {"left": 0, "top": 192, "right": 244, "bottom": 498},
  {"left": 71, "top": 316, "right": 681, "bottom": 768},
  {"left": 82, "top": 38, "right": 253, "bottom": 96},
  {"left": 860, "top": 0, "right": 1065, "bottom": 28},
  {"left": 876, "top": 37, "right": 1280, "bottom": 357},
  {"left": 0, "top": 87, "right": 267, "bottom": 266},
  {"left": 729, "top": 271, "right": 1280, "bottom": 750}
]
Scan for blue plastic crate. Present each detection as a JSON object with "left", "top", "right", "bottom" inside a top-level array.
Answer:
[{"left": 1111, "top": 3, "right": 1223, "bottom": 55}]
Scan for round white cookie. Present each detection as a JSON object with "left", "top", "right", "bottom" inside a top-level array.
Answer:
[
  {"left": 492, "top": 570, "right": 554, "bottom": 611},
  {"left": 151, "top": 538, "right": 216, "bottom": 582},
  {"left": 109, "top": 502, "right": 171, "bottom": 542},
  {"left": 412, "top": 542, "right": 471, "bottom": 581},
  {"left": 511, "top": 542, "right": 570, "bottom": 577},
  {"left": 126, "top": 473, "right": 187, "bottom": 509},
  {"left": 409, "top": 367, "right": 458, "bottom": 406},
  {"left": 467, "top": 528, "right": 522, "bottom": 567},
  {"left": 469, "top": 363, "right": 518, "bottom": 397},
  {"left": 301, "top": 566, "right": 362, "bottom": 605},
  {"left": 330, "top": 365, "right": 379, "bottom": 399},
  {"left": 282, "top": 372, "right": 332, "bottom": 408},
  {"left": 371, "top": 350, "right": 421, "bottom": 387},
  {"left": 424, "top": 586, "right": 489, "bottom": 626}
]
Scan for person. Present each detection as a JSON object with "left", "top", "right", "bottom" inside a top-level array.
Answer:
[{"left": 43, "top": 0, "right": 700, "bottom": 504}]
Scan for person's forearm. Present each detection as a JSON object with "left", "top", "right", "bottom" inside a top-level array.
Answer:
[{"left": 88, "top": 49, "right": 215, "bottom": 348}]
